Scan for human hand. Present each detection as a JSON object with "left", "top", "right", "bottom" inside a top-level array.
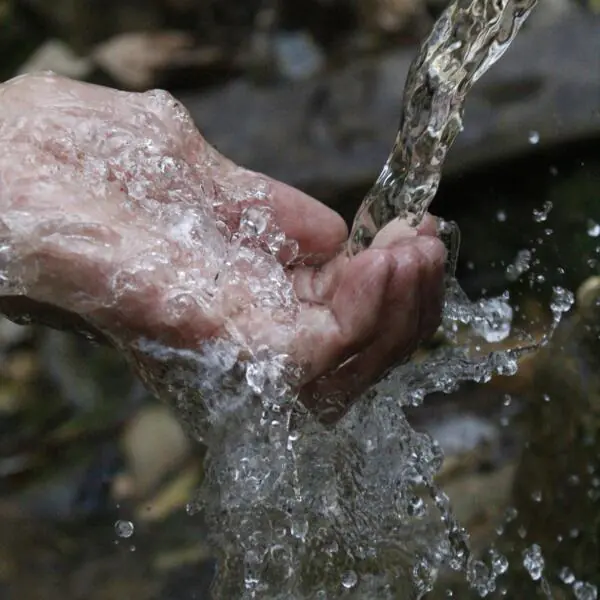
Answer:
[{"left": 0, "top": 72, "right": 445, "bottom": 419}]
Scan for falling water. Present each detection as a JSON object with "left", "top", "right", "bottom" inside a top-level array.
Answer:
[{"left": 348, "top": 0, "right": 538, "bottom": 255}]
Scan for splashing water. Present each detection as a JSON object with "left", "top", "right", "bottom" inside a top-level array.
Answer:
[
  {"left": 132, "top": 0, "right": 564, "bottom": 598},
  {"left": 2, "top": 0, "right": 579, "bottom": 597},
  {"left": 125, "top": 0, "right": 573, "bottom": 598}
]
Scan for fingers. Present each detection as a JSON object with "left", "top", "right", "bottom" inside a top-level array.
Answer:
[
  {"left": 291, "top": 249, "right": 395, "bottom": 380},
  {"left": 298, "top": 234, "right": 446, "bottom": 420},
  {"left": 369, "top": 214, "right": 439, "bottom": 249}
]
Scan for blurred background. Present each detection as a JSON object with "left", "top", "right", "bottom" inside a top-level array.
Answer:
[{"left": 0, "top": 0, "right": 600, "bottom": 598}]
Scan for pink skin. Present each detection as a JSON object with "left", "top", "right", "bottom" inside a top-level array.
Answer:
[{"left": 0, "top": 72, "right": 446, "bottom": 419}]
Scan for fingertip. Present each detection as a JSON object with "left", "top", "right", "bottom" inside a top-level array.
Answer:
[
  {"left": 416, "top": 214, "right": 440, "bottom": 237},
  {"left": 413, "top": 235, "right": 447, "bottom": 266},
  {"left": 370, "top": 219, "right": 417, "bottom": 249}
]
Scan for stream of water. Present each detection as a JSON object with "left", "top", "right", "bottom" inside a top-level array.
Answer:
[{"left": 123, "top": 0, "right": 583, "bottom": 598}]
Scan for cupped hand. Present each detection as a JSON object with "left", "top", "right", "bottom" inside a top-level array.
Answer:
[{"left": 0, "top": 72, "right": 446, "bottom": 419}]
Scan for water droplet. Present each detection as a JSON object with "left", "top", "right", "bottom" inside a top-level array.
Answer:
[
  {"left": 533, "top": 201, "right": 553, "bottom": 222},
  {"left": 531, "top": 490, "right": 542, "bottom": 503},
  {"left": 341, "top": 570, "right": 358, "bottom": 589},
  {"left": 550, "top": 286, "right": 574, "bottom": 315},
  {"left": 574, "top": 581, "right": 598, "bottom": 600},
  {"left": 528, "top": 131, "right": 540, "bottom": 144},
  {"left": 522, "top": 544, "right": 544, "bottom": 581},
  {"left": 115, "top": 520, "right": 134, "bottom": 539},
  {"left": 290, "top": 517, "right": 309, "bottom": 540},
  {"left": 504, "top": 507, "right": 518, "bottom": 522},
  {"left": 472, "top": 297, "right": 513, "bottom": 342},
  {"left": 466, "top": 559, "right": 495, "bottom": 596},
  {"left": 505, "top": 249, "right": 532, "bottom": 281},
  {"left": 239, "top": 206, "right": 270, "bottom": 236},
  {"left": 558, "top": 566, "right": 575, "bottom": 584},
  {"left": 490, "top": 549, "right": 509, "bottom": 575},
  {"left": 587, "top": 220, "right": 600, "bottom": 238}
]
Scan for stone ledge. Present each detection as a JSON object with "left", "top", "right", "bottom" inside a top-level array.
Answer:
[{"left": 178, "top": 11, "right": 600, "bottom": 203}]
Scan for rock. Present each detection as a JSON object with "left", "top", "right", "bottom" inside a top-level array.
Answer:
[
  {"left": 17, "top": 39, "right": 93, "bottom": 80},
  {"left": 272, "top": 31, "right": 325, "bottom": 81},
  {"left": 176, "top": 11, "right": 600, "bottom": 210},
  {"left": 358, "top": 0, "right": 430, "bottom": 34},
  {"left": 494, "top": 275, "right": 600, "bottom": 595},
  {"left": 92, "top": 31, "right": 195, "bottom": 90},
  {"left": 119, "top": 404, "right": 193, "bottom": 500},
  {"left": 526, "top": 0, "right": 573, "bottom": 28},
  {"left": 0, "top": 317, "right": 31, "bottom": 350}
]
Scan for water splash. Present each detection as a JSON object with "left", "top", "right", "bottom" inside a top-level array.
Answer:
[
  {"left": 147, "top": 0, "right": 554, "bottom": 597},
  {"left": 0, "top": 1, "right": 564, "bottom": 597}
]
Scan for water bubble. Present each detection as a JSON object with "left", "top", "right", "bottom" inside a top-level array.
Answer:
[
  {"left": 114, "top": 520, "right": 134, "bottom": 539},
  {"left": 522, "top": 544, "right": 544, "bottom": 581},
  {"left": 341, "top": 570, "right": 358, "bottom": 589},
  {"left": 574, "top": 581, "right": 598, "bottom": 600},
  {"left": 587, "top": 220, "right": 600, "bottom": 238},
  {"left": 496, "top": 210, "right": 507, "bottom": 222},
  {"left": 528, "top": 131, "right": 540, "bottom": 144},
  {"left": 533, "top": 201, "right": 553, "bottom": 222}
]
